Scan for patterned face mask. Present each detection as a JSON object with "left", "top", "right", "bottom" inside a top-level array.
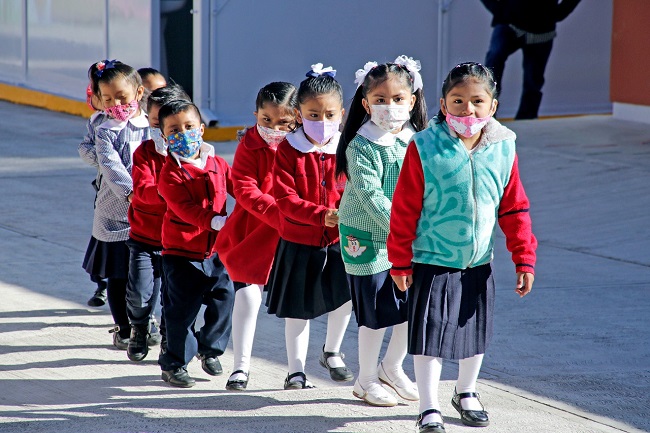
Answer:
[
  {"left": 104, "top": 99, "right": 139, "bottom": 122},
  {"left": 445, "top": 112, "right": 491, "bottom": 138},
  {"left": 166, "top": 128, "right": 203, "bottom": 157},
  {"left": 257, "top": 124, "right": 288, "bottom": 147},
  {"left": 301, "top": 118, "right": 340, "bottom": 145},
  {"left": 369, "top": 104, "right": 411, "bottom": 132}
]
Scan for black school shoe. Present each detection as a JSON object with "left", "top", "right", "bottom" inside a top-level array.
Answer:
[
  {"left": 318, "top": 345, "right": 354, "bottom": 382},
  {"left": 87, "top": 287, "right": 107, "bottom": 307},
  {"left": 199, "top": 354, "right": 223, "bottom": 376},
  {"left": 417, "top": 409, "right": 446, "bottom": 433},
  {"left": 162, "top": 367, "right": 196, "bottom": 388},
  {"left": 451, "top": 390, "right": 490, "bottom": 427},
  {"left": 225, "top": 370, "right": 249, "bottom": 391},
  {"left": 109, "top": 325, "right": 129, "bottom": 350},
  {"left": 127, "top": 323, "right": 149, "bottom": 361}
]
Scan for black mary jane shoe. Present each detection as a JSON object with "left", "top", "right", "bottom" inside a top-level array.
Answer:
[
  {"left": 318, "top": 346, "right": 354, "bottom": 382},
  {"left": 451, "top": 390, "right": 490, "bottom": 427},
  {"left": 283, "top": 372, "right": 315, "bottom": 390},
  {"left": 225, "top": 370, "right": 249, "bottom": 391},
  {"left": 417, "top": 409, "right": 446, "bottom": 433}
]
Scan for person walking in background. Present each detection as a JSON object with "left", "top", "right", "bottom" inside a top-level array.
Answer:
[{"left": 481, "top": 0, "right": 581, "bottom": 119}]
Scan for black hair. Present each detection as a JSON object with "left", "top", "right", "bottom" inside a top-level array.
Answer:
[
  {"left": 88, "top": 60, "right": 142, "bottom": 97},
  {"left": 158, "top": 99, "right": 202, "bottom": 132},
  {"left": 138, "top": 67, "right": 164, "bottom": 81},
  {"left": 434, "top": 62, "right": 498, "bottom": 124},
  {"left": 255, "top": 81, "right": 297, "bottom": 111},
  {"left": 336, "top": 63, "right": 428, "bottom": 178},
  {"left": 297, "top": 74, "right": 343, "bottom": 106},
  {"left": 146, "top": 83, "right": 190, "bottom": 114}
]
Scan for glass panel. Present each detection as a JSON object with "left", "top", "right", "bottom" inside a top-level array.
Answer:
[
  {"left": 108, "top": 0, "right": 152, "bottom": 69},
  {"left": 0, "top": 0, "right": 24, "bottom": 78}
]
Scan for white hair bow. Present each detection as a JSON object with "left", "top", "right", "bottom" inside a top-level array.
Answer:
[
  {"left": 307, "top": 63, "right": 337, "bottom": 78},
  {"left": 354, "top": 61, "right": 379, "bottom": 88},
  {"left": 393, "top": 55, "right": 424, "bottom": 91}
]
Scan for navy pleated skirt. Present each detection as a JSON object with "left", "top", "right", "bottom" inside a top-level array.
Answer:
[
  {"left": 408, "top": 263, "right": 494, "bottom": 360},
  {"left": 348, "top": 270, "right": 407, "bottom": 329},
  {"left": 82, "top": 236, "right": 129, "bottom": 280},
  {"left": 265, "top": 239, "right": 351, "bottom": 320}
]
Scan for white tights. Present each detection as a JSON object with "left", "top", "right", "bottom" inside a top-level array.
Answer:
[
  {"left": 357, "top": 322, "right": 408, "bottom": 386},
  {"left": 230, "top": 284, "right": 263, "bottom": 381}
]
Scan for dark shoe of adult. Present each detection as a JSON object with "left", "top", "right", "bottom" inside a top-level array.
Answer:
[
  {"left": 161, "top": 367, "right": 196, "bottom": 388},
  {"left": 199, "top": 354, "right": 223, "bottom": 376},
  {"left": 225, "top": 370, "right": 249, "bottom": 391},
  {"left": 417, "top": 409, "right": 446, "bottom": 433},
  {"left": 127, "top": 323, "right": 149, "bottom": 362},
  {"left": 451, "top": 390, "right": 490, "bottom": 427},
  {"left": 109, "top": 325, "right": 129, "bottom": 350},
  {"left": 87, "top": 287, "right": 107, "bottom": 307},
  {"left": 147, "top": 316, "right": 161, "bottom": 346},
  {"left": 319, "top": 345, "right": 354, "bottom": 382},
  {"left": 283, "top": 372, "right": 315, "bottom": 390}
]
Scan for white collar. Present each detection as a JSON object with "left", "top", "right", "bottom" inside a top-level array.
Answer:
[
  {"left": 97, "top": 111, "right": 149, "bottom": 131},
  {"left": 357, "top": 121, "right": 415, "bottom": 147},
  {"left": 286, "top": 128, "right": 340, "bottom": 154},
  {"left": 173, "top": 142, "right": 215, "bottom": 169}
]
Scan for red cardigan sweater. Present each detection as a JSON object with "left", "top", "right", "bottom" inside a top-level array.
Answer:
[
  {"left": 158, "top": 152, "right": 233, "bottom": 260},
  {"left": 215, "top": 127, "right": 280, "bottom": 284},
  {"left": 128, "top": 140, "right": 167, "bottom": 247},
  {"left": 273, "top": 136, "right": 345, "bottom": 248}
]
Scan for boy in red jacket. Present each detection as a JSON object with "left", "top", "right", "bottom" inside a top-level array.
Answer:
[
  {"left": 125, "top": 84, "right": 190, "bottom": 362},
  {"left": 156, "top": 99, "right": 235, "bottom": 388}
]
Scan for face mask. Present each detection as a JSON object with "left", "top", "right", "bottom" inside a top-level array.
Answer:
[
  {"left": 167, "top": 128, "right": 203, "bottom": 157},
  {"left": 301, "top": 118, "right": 340, "bottom": 145},
  {"left": 257, "top": 124, "right": 288, "bottom": 147},
  {"left": 105, "top": 99, "right": 139, "bottom": 122},
  {"left": 86, "top": 83, "right": 95, "bottom": 111},
  {"left": 369, "top": 104, "right": 411, "bottom": 132},
  {"left": 445, "top": 112, "right": 491, "bottom": 138},
  {"left": 150, "top": 127, "right": 167, "bottom": 154}
]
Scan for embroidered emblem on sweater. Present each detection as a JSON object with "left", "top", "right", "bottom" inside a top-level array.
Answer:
[{"left": 344, "top": 235, "right": 367, "bottom": 257}]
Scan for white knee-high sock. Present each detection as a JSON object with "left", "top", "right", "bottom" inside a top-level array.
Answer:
[
  {"left": 456, "top": 353, "right": 485, "bottom": 410},
  {"left": 414, "top": 355, "right": 443, "bottom": 423},
  {"left": 285, "top": 318, "right": 310, "bottom": 375},
  {"left": 230, "top": 284, "right": 262, "bottom": 378},
  {"left": 358, "top": 326, "right": 386, "bottom": 386},
  {"left": 381, "top": 321, "right": 408, "bottom": 373},
  {"left": 323, "top": 300, "right": 352, "bottom": 368}
]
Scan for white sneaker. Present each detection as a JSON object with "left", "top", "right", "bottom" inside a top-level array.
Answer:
[
  {"left": 352, "top": 379, "right": 398, "bottom": 407},
  {"left": 378, "top": 362, "right": 419, "bottom": 401}
]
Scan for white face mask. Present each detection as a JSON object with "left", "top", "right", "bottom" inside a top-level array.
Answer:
[
  {"left": 150, "top": 127, "right": 167, "bottom": 155},
  {"left": 369, "top": 104, "right": 411, "bottom": 132}
]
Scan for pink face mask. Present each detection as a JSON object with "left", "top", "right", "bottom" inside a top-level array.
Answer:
[
  {"left": 301, "top": 118, "right": 340, "bottom": 145},
  {"left": 445, "top": 112, "right": 491, "bottom": 138},
  {"left": 104, "top": 99, "right": 139, "bottom": 122}
]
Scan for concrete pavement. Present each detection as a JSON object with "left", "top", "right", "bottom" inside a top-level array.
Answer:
[{"left": 0, "top": 100, "right": 649, "bottom": 432}]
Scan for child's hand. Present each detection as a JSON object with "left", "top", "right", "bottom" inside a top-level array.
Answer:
[
  {"left": 324, "top": 209, "right": 339, "bottom": 227},
  {"left": 127, "top": 192, "right": 134, "bottom": 203},
  {"left": 515, "top": 272, "right": 534, "bottom": 297},
  {"left": 391, "top": 274, "right": 412, "bottom": 292}
]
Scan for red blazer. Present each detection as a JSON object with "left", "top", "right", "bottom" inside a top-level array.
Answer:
[
  {"left": 215, "top": 127, "right": 280, "bottom": 284},
  {"left": 158, "top": 151, "right": 233, "bottom": 260},
  {"left": 273, "top": 134, "right": 345, "bottom": 248},
  {"left": 128, "top": 140, "right": 167, "bottom": 247}
]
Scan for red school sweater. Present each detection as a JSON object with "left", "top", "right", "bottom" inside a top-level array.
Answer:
[
  {"left": 273, "top": 129, "right": 345, "bottom": 248},
  {"left": 158, "top": 150, "right": 233, "bottom": 260},
  {"left": 128, "top": 140, "right": 167, "bottom": 248},
  {"left": 215, "top": 127, "right": 281, "bottom": 284}
]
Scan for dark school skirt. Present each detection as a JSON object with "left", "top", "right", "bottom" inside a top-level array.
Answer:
[
  {"left": 82, "top": 236, "right": 129, "bottom": 280},
  {"left": 265, "top": 239, "right": 351, "bottom": 320},
  {"left": 408, "top": 262, "right": 494, "bottom": 360},
  {"left": 348, "top": 270, "right": 408, "bottom": 330}
]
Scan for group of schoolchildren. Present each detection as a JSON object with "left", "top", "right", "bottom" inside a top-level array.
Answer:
[{"left": 78, "top": 55, "right": 537, "bottom": 433}]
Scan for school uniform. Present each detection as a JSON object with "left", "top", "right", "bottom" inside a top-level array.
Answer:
[
  {"left": 126, "top": 139, "right": 167, "bottom": 325},
  {"left": 157, "top": 142, "right": 235, "bottom": 371},
  {"left": 338, "top": 121, "right": 415, "bottom": 329},
  {"left": 215, "top": 126, "right": 280, "bottom": 286},
  {"left": 388, "top": 118, "right": 537, "bottom": 360},
  {"left": 265, "top": 128, "right": 350, "bottom": 320}
]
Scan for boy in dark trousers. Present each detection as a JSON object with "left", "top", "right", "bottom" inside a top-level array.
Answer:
[{"left": 156, "top": 99, "right": 235, "bottom": 387}]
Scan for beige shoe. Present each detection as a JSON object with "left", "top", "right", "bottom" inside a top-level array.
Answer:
[
  {"left": 378, "top": 362, "right": 419, "bottom": 401},
  {"left": 352, "top": 379, "right": 398, "bottom": 407}
]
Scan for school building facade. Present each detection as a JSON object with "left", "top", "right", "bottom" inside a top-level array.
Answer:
[{"left": 0, "top": 0, "right": 646, "bottom": 132}]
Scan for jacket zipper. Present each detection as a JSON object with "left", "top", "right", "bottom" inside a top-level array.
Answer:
[{"left": 466, "top": 149, "right": 479, "bottom": 267}]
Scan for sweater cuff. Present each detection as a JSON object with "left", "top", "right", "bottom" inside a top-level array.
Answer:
[
  {"left": 515, "top": 263, "right": 535, "bottom": 275},
  {"left": 390, "top": 265, "right": 413, "bottom": 277}
]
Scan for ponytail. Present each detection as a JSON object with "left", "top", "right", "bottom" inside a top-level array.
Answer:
[
  {"left": 336, "top": 86, "right": 368, "bottom": 178},
  {"left": 409, "top": 88, "right": 428, "bottom": 132}
]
